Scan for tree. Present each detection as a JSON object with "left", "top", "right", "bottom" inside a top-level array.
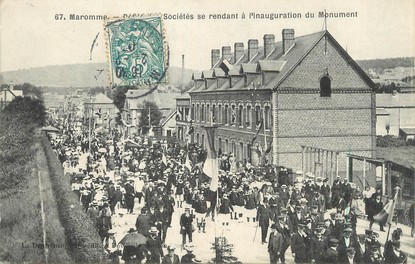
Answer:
[{"left": 138, "top": 101, "right": 162, "bottom": 127}]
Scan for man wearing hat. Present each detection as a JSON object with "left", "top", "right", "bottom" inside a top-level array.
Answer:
[
  {"left": 279, "top": 184, "right": 290, "bottom": 207},
  {"left": 136, "top": 207, "right": 151, "bottom": 236},
  {"left": 161, "top": 244, "right": 180, "bottom": 264},
  {"left": 384, "top": 240, "right": 407, "bottom": 264},
  {"left": 291, "top": 223, "right": 311, "bottom": 263},
  {"left": 331, "top": 175, "right": 342, "bottom": 208},
  {"left": 125, "top": 180, "right": 136, "bottom": 214},
  {"left": 310, "top": 227, "right": 327, "bottom": 264},
  {"left": 181, "top": 243, "right": 201, "bottom": 264},
  {"left": 291, "top": 205, "right": 306, "bottom": 234},
  {"left": 146, "top": 226, "right": 164, "bottom": 264},
  {"left": 86, "top": 200, "right": 99, "bottom": 227},
  {"left": 180, "top": 208, "right": 193, "bottom": 247},
  {"left": 338, "top": 227, "right": 358, "bottom": 263},
  {"left": 345, "top": 247, "right": 356, "bottom": 264},
  {"left": 354, "top": 234, "right": 367, "bottom": 264},
  {"left": 325, "top": 238, "right": 339, "bottom": 263},
  {"left": 257, "top": 197, "right": 272, "bottom": 244},
  {"left": 275, "top": 214, "right": 291, "bottom": 264},
  {"left": 268, "top": 224, "right": 283, "bottom": 264},
  {"left": 320, "top": 178, "right": 331, "bottom": 209}
]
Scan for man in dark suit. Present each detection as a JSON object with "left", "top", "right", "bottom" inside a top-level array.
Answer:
[
  {"left": 276, "top": 215, "right": 291, "bottom": 263},
  {"left": 180, "top": 208, "right": 193, "bottom": 247},
  {"left": 161, "top": 244, "right": 180, "bottom": 264},
  {"left": 368, "top": 194, "right": 385, "bottom": 231},
  {"left": 291, "top": 223, "right": 311, "bottom": 263},
  {"left": 325, "top": 238, "right": 339, "bottom": 264},
  {"left": 354, "top": 234, "right": 367, "bottom": 264},
  {"left": 135, "top": 207, "right": 151, "bottom": 236},
  {"left": 338, "top": 228, "right": 358, "bottom": 263},
  {"left": 384, "top": 240, "right": 407, "bottom": 264},
  {"left": 268, "top": 224, "right": 283, "bottom": 264},
  {"left": 291, "top": 205, "right": 305, "bottom": 234},
  {"left": 310, "top": 227, "right": 328, "bottom": 264},
  {"left": 257, "top": 197, "right": 272, "bottom": 244}
]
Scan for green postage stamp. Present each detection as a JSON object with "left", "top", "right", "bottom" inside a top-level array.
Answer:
[{"left": 105, "top": 16, "right": 167, "bottom": 87}]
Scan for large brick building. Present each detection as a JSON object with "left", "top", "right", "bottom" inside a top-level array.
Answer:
[{"left": 180, "top": 29, "right": 376, "bottom": 181}]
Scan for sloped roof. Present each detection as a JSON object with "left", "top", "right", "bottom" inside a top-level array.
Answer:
[
  {"left": 257, "top": 60, "right": 286, "bottom": 72},
  {"left": 189, "top": 30, "right": 376, "bottom": 93},
  {"left": 159, "top": 109, "right": 177, "bottom": 126},
  {"left": 400, "top": 127, "right": 415, "bottom": 135},
  {"left": 90, "top": 93, "right": 113, "bottom": 104},
  {"left": 240, "top": 63, "right": 258, "bottom": 74},
  {"left": 213, "top": 68, "right": 226, "bottom": 77},
  {"left": 202, "top": 70, "right": 214, "bottom": 79}
]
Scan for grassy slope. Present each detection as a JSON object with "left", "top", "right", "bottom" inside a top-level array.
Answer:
[{"left": 0, "top": 134, "right": 71, "bottom": 263}]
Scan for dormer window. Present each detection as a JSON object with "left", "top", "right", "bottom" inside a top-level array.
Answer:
[{"left": 320, "top": 75, "right": 331, "bottom": 97}]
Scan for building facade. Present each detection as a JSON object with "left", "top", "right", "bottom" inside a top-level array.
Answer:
[{"left": 182, "top": 29, "right": 376, "bottom": 179}]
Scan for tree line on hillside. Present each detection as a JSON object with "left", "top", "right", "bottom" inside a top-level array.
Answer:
[{"left": 356, "top": 57, "right": 414, "bottom": 75}]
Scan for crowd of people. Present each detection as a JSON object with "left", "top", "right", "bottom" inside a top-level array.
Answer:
[{"left": 47, "top": 121, "right": 410, "bottom": 264}]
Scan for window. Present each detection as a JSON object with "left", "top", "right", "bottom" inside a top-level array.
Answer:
[
  {"left": 218, "top": 105, "right": 222, "bottom": 123},
  {"left": 246, "top": 105, "right": 252, "bottom": 127},
  {"left": 264, "top": 105, "right": 270, "bottom": 129},
  {"left": 191, "top": 104, "right": 195, "bottom": 120},
  {"left": 320, "top": 76, "right": 331, "bottom": 97},
  {"left": 224, "top": 105, "right": 229, "bottom": 124},
  {"left": 231, "top": 105, "right": 236, "bottom": 125},
  {"left": 206, "top": 104, "right": 210, "bottom": 123},
  {"left": 201, "top": 134, "right": 205, "bottom": 148},
  {"left": 201, "top": 104, "right": 205, "bottom": 122},
  {"left": 255, "top": 105, "right": 262, "bottom": 127},
  {"left": 212, "top": 105, "right": 216, "bottom": 123},
  {"left": 238, "top": 105, "right": 243, "bottom": 126},
  {"left": 239, "top": 142, "right": 244, "bottom": 161},
  {"left": 196, "top": 104, "right": 199, "bottom": 121}
]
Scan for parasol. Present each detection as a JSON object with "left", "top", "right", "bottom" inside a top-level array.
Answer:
[
  {"left": 41, "top": 126, "right": 60, "bottom": 133},
  {"left": 95, "top": 126, "right": 108, "bottom": 134},
  {"left": 119, "top": 232, "right": 147, "bottom": 247},
  {"left": 98, "top": 147, "right": 107, "bottom": 153},
  {"left": 125, "top": 139, "right": 141, "bottom": 148}
]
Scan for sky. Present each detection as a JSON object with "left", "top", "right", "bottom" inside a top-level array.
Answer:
[{"left": 0, "top": 0, "right": 414, "bottom": 72}]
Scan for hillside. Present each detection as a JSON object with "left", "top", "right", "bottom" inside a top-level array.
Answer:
[
  {"left": 356, "top": 57, "right": 414, "bottom": 75},
  {"left": 0, "top": 63, "right": 198, "bottom": 88}
]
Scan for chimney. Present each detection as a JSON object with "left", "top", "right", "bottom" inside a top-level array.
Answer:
[
  {"left": 263, "top": 34, "right": 275, "bottom": 57},
  {"left": 282, "top": 29, "right": 295, "bottom": 54},
  {"left": 211, "top": 49, "right": 220, "bottom": 68},
  {"left": 248, "top": 39, "right": 259, "bottom": 61},
  {"left": 234, "top": 43, "right": 244, "bottom": 62},
  {"left": 222, "top": 46, "right": 231, "bottom": 61}
]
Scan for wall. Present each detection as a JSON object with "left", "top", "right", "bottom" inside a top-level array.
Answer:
[{"left": 273, "top": 36, "right": 375, "bottom": 176}]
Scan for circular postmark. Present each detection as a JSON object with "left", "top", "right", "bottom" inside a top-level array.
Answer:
[{"left": 107, "top": 17, "right": 167, "bottom": 86}]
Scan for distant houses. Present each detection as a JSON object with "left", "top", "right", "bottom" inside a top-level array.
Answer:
[
  {"left": 376, "top": 91, "right": 415, "bottom": 137},
  {"left": 0, "top": 84, "right": 23, "bottom": 111}
]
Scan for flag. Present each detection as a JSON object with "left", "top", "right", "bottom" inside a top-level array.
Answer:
[
  {"left": 161, "top": 150, "right": 167, "bottom": 166},
  {"left": 265, "top": 137, "right": 273, "bottom": 154},
  {"left": 374, "top": 188, "right": 400, "bottom": 226},
  {"left": 184, "top": 154, "right": 192, "bottom": 172},
  {"left": 148, "top": 125, "right": 155, "bottom": 137},
  {"left": 203, "top": 126, "right": 219, "bottom": 191},
  {"left": 251, "top": 118, "right": 264, "bottom": 145}
]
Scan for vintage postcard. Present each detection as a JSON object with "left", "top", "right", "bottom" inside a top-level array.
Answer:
[{"left": 0, "top": 0, "right": 414, "bottom": 263}]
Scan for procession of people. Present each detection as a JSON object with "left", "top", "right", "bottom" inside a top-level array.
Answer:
[{"left": 46, "top": 116, "right": 411, "bottom": 264}]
